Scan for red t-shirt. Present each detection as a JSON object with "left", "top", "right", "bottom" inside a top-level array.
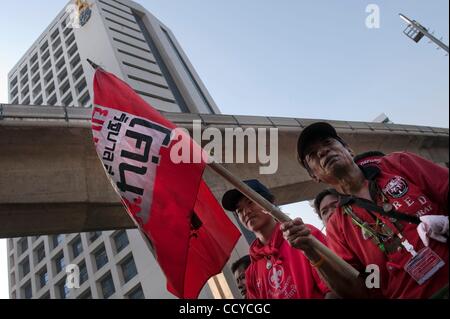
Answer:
[
  {"left": 326, "top": 151, "right": 449, "bottom": 299},
  {"left": 246, "top": 223, "right": 331, "bottom": 299}
]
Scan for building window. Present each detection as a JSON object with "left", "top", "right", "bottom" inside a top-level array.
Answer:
[
  {"left": 79, "top": 92, "right": 91, "bottom": 108},
  {"left": 113, "top": 230, "right": 129, "bottom": 253},
  {"left": 100, "top": 273, "right": 115, "bottom": 299},
  {"left": 11, "top": 272, "right": 16, "bottom": 287},
  {"left": 22, "top": 96, "right": 30, "bottom": 105},
  {"left": 35, "top": 244, "right": 46, "bottom": 265},
  {"left": 58, "top": 280, "right": 70, "bottom": 299},
  {"left": 31, "top": 63, "right": 40, "bottom": 80},
  {"left": 79, "top": 262, "right": 88, "bottom": 285},
  {"left": 54, "top": 253, "right": 65, "bottom": 274},
  {"left": 11, "top": 76, "right": 18, "bottom": 88},
  {"left": 121, "top": 255, "right": 137, "bottom": 283},
  {"left": 40, "top": 292, "right": 51, "bottom": 299},
  {"left": 76, "top": 78, "right": 87, "bottom": 94},
  {"left": 72, "top": 65, "right": 84, "bottom": 81},
  {"left": 22, "top": 281, "right": 32, "bottom": 299},
  {"left": 20, "top": 258, "right": 30, "bottom": 278},
  {"left": 48, "top": 94, "right": 57, "bottom": 106},
  {"left": 52, "top": 234, "right": 64, "bottom": 248},
  {"left": 58, "top": 68, "right": 68, "bottom": 84},
  {"left": 94, "top": 246, "right": 108, "bottom": 270},
  {"left": 18, "top": 238, "right": 28, "bottom": 255},
  {"left": 34, "top": 95, "right": 44, "bottom": 106},
  {"left": 38, "top": 268, "right": 48, "bottom": 289},
  {"left": 9, "top": 255, "right": 14, "bottom": 267},
  {"left": 62, "top": 93, "right": 73, "bottom": 106},
  {"left": 78, "top": 288, "right": 92, "bottom": 299},
  {"left": 127, "top": 285, "right": 144, "bottom": 299},
  {"left": 20, "top": 65, "right": 28, "bottom": 77},
  {"left": 40, "top": 41, "right": 49, "bottom": 53},
  {"left": 89, "top": 231, "right": 102, "bottom": 244},
  {"left": 71, "top": 237, "right": 83, "bottom": 259}
]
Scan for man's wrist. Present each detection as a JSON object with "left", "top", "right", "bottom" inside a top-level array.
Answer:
[{"left": 303, "top": 247, "right": 321, "bottom": 263}]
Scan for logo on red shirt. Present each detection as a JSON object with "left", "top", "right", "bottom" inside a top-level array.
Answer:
[
  {"left": 268, "top": 264, "right": 285, "bottom": 289},
  {"left": 383, "top": 176, "right": 409, "bottom": 198}
]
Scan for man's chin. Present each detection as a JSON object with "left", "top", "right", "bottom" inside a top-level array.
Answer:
[{"left": 327, "top": 160, "right": 347, "bottom": 176}]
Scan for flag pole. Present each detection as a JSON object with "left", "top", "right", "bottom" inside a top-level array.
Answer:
[{"left": 208, "top": 162, "right": 360, "bottom": 279}]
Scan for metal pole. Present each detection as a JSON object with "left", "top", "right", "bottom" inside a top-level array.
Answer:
[{"left": 399, "top": 13, "right": 449, "bottom": 53}]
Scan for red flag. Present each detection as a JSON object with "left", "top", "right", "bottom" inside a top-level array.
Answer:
[{"left": 91, "top": 68, "right": 240, "bottom": 298}]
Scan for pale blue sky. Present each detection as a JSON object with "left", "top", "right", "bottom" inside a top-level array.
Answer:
[{"left": 0, "top": 1, "right": 448, "bottom": 299}]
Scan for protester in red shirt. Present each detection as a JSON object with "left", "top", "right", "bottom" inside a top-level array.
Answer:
[
  {"left": 222, "top": 180, "right": 335, "bottom": 299},
  {"left": 282, "top": 122, "right": 448, "bottom": 299}
]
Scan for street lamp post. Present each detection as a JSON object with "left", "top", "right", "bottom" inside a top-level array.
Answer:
[{"left": 399, "top": 13, "right": 449, "bottom": 54}]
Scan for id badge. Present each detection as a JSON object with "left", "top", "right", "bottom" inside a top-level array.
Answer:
[{"left": 404, "top": 247, "right": 445, "bottom": 285}]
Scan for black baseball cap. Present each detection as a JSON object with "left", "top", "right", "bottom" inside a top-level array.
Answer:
[
  {"left": 221, "top": 179, "right": 275, "bottom": 212},
  {"left": 297, "top": 122, "right": 344, "bottom": 167}
]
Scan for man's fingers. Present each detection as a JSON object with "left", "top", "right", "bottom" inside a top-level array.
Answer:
[
  {"left": 280, "top": 221, "right": 295, "bottom": 232},
  {"left": 291, "top": 227, "right": 311, "bottom": 238},
  {"left": 281, "top": 218, "right": 304, "bottom": 231},
  {"left": 286, "top": 232, "right": 310, "bottom": 244},
  {"left": 283, "top": 225, "right": 310, "bottom": 237}
]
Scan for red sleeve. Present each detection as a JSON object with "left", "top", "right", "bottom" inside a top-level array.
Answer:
[
  {"left": 245, "top": 265, "right": 259, "bottom": 299},
  {"left": 325, "top": 213, "right": 366, "bottom": 273},
  {"left": 308, "top": 225, "right": 331, "bottom": 295},
  {"left": 383, "top": 152, "right": 449, "bottom": 214}
]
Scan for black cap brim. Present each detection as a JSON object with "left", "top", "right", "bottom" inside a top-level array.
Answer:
[
  {"left": 221, "top": 189, "right": 244, "bottom": 212},
  {"left": 221, "top": 179, "right": 275, "bottom": 212},
  {"left": 297, "top": 122, "right": 339, "bottom": 166}
]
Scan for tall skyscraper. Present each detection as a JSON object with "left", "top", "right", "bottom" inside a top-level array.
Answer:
[
  {"left": 6, "top": 0, "right": 240, "bottom": 299},
  {"left": 8, "top": 0, "right": 220, "bottom": 114}
]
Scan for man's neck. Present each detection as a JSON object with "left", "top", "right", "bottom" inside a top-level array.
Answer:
[
  {"left": 334, "top": 165, "right": 368, "bottom": 197},
  {"left": 256, "top": 219, "right": 277, "bottom": 245}
]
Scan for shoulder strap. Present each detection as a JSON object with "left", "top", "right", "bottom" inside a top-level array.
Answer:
[{"left": 339, "top": 195, "right": 421, "bottom": 225}]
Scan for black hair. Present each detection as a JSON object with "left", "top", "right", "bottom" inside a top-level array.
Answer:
[
  {"left": 313, "top": 188, "right": 339, "bottom": 218},
  {"left": 231, "top": 255, "right": 251, "bottom": 274}
]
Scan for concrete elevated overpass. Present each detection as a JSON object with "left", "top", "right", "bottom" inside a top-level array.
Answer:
[{"left": 0, "top": 104, "right": 448, "bottom": 238}]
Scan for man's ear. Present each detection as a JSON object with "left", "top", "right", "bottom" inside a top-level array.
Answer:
[
  {"left": 310, "top": 173, "right": 321, "bottom": 183},
  {"left": 306, "top": 165, "right": 321, "bottom": 183}
]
